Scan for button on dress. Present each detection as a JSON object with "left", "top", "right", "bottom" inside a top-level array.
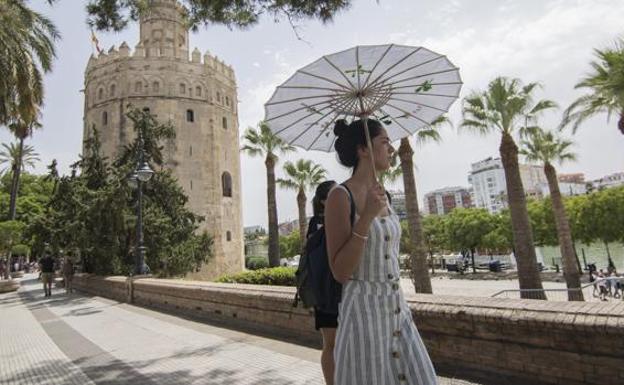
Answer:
[{"left": 333, "top": 185, "right": 437, "bottom": 385}]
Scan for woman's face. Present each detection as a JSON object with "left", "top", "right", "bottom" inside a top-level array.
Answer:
[{"left": 371, "top": 128, "right": 395, "bottom": 171}]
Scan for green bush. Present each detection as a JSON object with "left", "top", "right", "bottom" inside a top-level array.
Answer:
[
  {"left": 245, "top": 256, "right": 269, "bottom": 270},
  {"left": 215, "top": 266, "right": 296, "bottom": 286}
]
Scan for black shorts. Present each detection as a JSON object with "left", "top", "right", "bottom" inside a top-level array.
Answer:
[{"left": 314, "top": 308, "right": 338, "bottom": 330}]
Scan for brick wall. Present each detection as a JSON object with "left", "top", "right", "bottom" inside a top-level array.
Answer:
[{"left": 73, "top": 274, "right": 624, "bottom": 385}]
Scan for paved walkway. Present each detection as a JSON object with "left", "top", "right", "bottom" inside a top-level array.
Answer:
[{"left": 0, "top": 275, "right": 477, "bottom": 385}]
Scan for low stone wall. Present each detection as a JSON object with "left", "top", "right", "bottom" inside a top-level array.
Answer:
[{"left": 73, "top": 274, "right": 624, "bottom": 385}]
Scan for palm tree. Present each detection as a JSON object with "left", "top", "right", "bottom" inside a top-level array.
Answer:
[
  {"left": 0, "top": 141, "right": 40, "bottom": 176},
  {"left": 0, "top": 0, "right": 59, "bottom": 125},
  {"left": 379, "top": 154, "right": 402, "bottom": 186},
  {"left": 460, "top": 77, "right": 556, "bottom": 299},
  {"left": 7, "top": 118, "right": 40, "bottom": 219},
  {"left": 521, "top": 128, "right": 584, "bottom": 301},
  {"left": 561, "top": 38, "right": 624, "bottom": 136},
  {"left": 241, "top": 122, "right": 295, "bottom": 267},
  {"left": 396, "top": 118, "right": 445, "bottom": 294},
  {"left": 278, "top": 159, "right": 326, "bottom": 253}
]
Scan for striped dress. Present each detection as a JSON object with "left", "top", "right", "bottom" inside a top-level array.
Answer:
[{"left": 333, "top": 185, "right": 437, "bottom": 385}]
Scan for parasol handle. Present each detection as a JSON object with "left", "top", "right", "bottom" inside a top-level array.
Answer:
[
  {"left": 358, "top": 95, "right": 380, "bottom": 184},
  {"left": 361, "top": 116, "right": 379, "bottom": 182}
]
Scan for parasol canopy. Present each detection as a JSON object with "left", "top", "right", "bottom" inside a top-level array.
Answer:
[{"left": 264, "top": 44, "right": 462, "bottom": 152}]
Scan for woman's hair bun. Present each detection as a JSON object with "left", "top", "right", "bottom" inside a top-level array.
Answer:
[{"left": 333, "top": 119, "right": 349, "bottom": 137}]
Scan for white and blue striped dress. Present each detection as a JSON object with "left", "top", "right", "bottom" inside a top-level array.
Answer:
[{"left": 333, "top": 185, "right": 437, "bottom": 385}]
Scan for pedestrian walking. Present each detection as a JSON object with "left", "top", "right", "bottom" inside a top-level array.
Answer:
[
  {"left": 39, "top": 253, "right": 55, "bottom": 297},
  {"left": 62, "top": 256, "right": 74, "bottom": 294},
  {"left": 324, "top": 119, "right": 437, "bottom": 385},
  {"left": 306, "top": 180, "right": 338, "bottom": 385}
]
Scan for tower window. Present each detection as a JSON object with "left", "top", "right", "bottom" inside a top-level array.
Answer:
[
  {"left": 152, "top": 81, "right": 160, "bottom": 92},
  {"left": 195, "top": 86, "right": 202, "bottom": 97},
  {"left": 226, "top": 231, "right": 232, "bottom": 242},
  {"left": 216, "top": 91, "right": 221, "bottom": 103},
  {"left": 98, "top": 88, "right": 104, "bottom": 100},
  {"left": 110, "top": 84, "right": 116, "bottom": 97},
  {"left": 190, "top": 180, "right": 193, "bottom": 190},
  {"left": 135, "top": 81, "right": 142, "bottom": 93},
  {"left": 186, "top": 109, "right": 194, "bottom": 122},
  {"left": 222, "top": 172, "right": 232, "bottom": 197},
  {"left": 222, "top": 117, "right": 227, "bottom": 129},
  {"left": 189, "top": 145, "right": 192, "bottom": 156},
  {"left": 225, "top": 96, "right": 230, "bottom": 106},
  {"left": 179, "top": 83, "right": 186, "bottom": 94},
  {"left": 102, "top": 111, "right": 108, "bottom": 125}
]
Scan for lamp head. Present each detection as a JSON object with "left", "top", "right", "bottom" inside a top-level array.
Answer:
[{"left": 136, "top": 162, "right": 154, "bottom": 182}]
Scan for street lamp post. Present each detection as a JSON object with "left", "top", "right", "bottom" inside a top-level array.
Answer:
[{"left": 128, "top": 129, "right": 154, "bottom": 275}]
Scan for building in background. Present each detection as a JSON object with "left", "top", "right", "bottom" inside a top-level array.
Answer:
[
  {"left": 540, "top": 173, "right": 587, "bottom": 197},
  {"left": 467, "top": 157, "right": 508, "bottom": 213},
  {"left": 423, "top": 186, "right": 472, "bottom": 215},
  {"left": 589, "top": 171, "right": 624, "bottom": 190},
  {"left": 388, "top": 190, "right": 407, "bottom": 220},
  {"left": 519, "top": 163, "right": 548, "bottom": 199},
  {"left": 83, "top": 0, "right": 243, "bottom": 279}
]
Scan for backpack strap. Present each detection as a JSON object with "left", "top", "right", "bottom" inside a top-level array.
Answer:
[{"left": 339, "top": 183, "right": 356, "bottom": 226}]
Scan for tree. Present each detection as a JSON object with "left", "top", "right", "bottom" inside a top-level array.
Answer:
[
  {"left": 421, "top": 214, "right": 450, "bottom": 261},
  {"left": 278, "top": 230, "right": 301, "bottom": 260},
  {"left": 461, "top": 77, "right": 556, "bottom": 299},
  {"left": 6, "top": 118, "right": 42, "bottom": 220},
  {"left": 0, "top": 0, "right": 59, "bottom": 125},
  {"left": 28, "top": 107, "right": 213, "bottom": 276},
  {"left": 445, "top": 208, "right": 495, "bottom": 273},
  {"left": 576, "top": 188, "right": 624, "bottom": 271},
  {"left": 0, "top": 141, "right": 39, "bottom": 176},
  {"left": 0, "top": 220, "right": 25, "bottom": 277},
  {"left": 47, "top": 0, "right": 351, "bottom": 33},
  {"left": 561, "top": 38, "right": 624, "bottom": 136},
  {"left": 396, "top": 117, "right": 445, "bottom": 294},
  {"left": 277, "top": 159, "right": 326, "bottom": 253},
  {"left": 521, "top": 128, "right": 583, "bottom": 300},
  {"left": 241, "top": 122, "right": 295, "bottom": 267},
  {"left": 379, "top": 154, "right": 402, "bottom": 185}
]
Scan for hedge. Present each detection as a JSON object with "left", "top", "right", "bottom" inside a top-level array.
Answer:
[{"left": 215, "top": 266, "right": 296, "bottom": 286}]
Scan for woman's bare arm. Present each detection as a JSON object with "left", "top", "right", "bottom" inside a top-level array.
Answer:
[{"left": 325, "top": 184, "right": 385, "bottom": 283}]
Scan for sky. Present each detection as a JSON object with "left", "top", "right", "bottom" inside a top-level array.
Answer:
[{"left": 3, "top": 0, "right": 624, "bottom": 227}]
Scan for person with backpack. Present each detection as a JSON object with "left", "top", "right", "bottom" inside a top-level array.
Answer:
[
  {"left": 39, "top": 253, "right": 55, "bottom": 298},
  {"left": 324, "top": 119, "right": 437, "bottom": 385},
  {"left": 305, "top": 180, "right": 338, "bottom": 385}
]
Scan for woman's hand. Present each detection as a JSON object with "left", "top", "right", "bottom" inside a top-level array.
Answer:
[{"left": 362, "top": 183, "right": 387, "bottom": 220}]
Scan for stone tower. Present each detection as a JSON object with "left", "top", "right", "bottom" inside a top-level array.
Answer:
[{"left": 83, "top": 0, "right": 243, "bottom": 279}]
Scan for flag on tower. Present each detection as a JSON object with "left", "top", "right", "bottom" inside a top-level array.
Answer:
[{"left": 90, "top": 29, "right": 102, "bottom": 54}]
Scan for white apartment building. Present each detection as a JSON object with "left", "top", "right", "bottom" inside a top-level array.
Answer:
[
  {"left": 468, "top": 157, "right": 508, "bottom": 213},
  {"left": 468, "top": 157, "right": 548, "bottom": 213},
  {"left": 591, "top": 172, "right": 624, "bottom": 190}
]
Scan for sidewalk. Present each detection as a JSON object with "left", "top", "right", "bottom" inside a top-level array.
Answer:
[{"left": 0, "top": 275, "right": 477, "bottom": 385}]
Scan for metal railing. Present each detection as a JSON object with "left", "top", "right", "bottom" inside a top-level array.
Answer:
[{"left": 491, "top": 278, "right": 624, "bottom": 302}]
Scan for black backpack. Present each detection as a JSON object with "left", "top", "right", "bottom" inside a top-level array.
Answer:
[{"left": 293, "top": 184, "right": 356, "bottom": 313}]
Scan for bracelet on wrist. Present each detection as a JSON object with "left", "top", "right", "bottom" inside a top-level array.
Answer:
[{"left": 352, "top": 231, "right": 368, "bottom": 241}]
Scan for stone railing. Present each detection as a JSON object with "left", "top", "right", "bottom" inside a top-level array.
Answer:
[{"left": 72, "top": 274, "right": 624, "bottom": 385}]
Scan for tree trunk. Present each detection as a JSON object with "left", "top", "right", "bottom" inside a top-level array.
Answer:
[
  {"left": 544, "top": 162, "right": 584, "bottom": 301},
  {"left": 618, "top": 111, "right": 624, "bottom": 136},
  {"left": 297, "top": 188, "right": 307, "bottom": 255},
  {"left": 470, "top": 248, "right": 476, "bottom": 274},
  {"left": 266, "top": 153, "right": 280, "bottom": 267},
  {"left": 605, "top": 241, "right": 615, "bottom": 272},
  {"left": 8, "top": 136, "right": 25, "bottom": 220},
  {"left": 398, "top": 138, "right": 432, "bottom": 293},
  {"left": 499, "top": 132, "right": 546, "bottom": 299}
]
